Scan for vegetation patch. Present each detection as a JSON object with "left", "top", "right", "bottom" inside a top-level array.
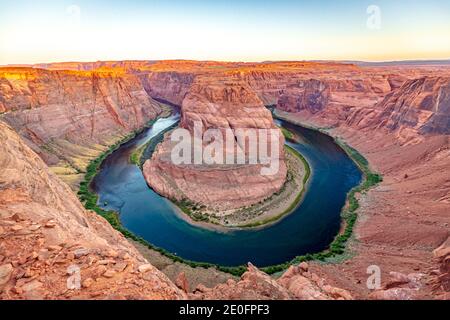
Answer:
[
  {"left": 280, "top": 126, "right": 295, "bottom": 141},
  {"left": 237, "top": 146, "right": 310, "bottom": 228},
  {"left": 129, "top": 146, "right": 143, "bottom": 166}
]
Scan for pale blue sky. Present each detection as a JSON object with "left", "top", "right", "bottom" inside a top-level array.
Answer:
[{"left": 1, "top": 0, "right": 449, "bottom": 64}]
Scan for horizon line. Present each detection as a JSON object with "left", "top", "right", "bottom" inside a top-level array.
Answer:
[{"left": 2, "top": 57, "right": 450, "bottom": 68}]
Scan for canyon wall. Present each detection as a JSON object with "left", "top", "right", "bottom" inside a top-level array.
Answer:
[
  {"left": 0, "top": 67, "right": 164, "bottom": 188},
  {"left": 331, "top": 77, "right": 450, "bottom": 163},
  {"left": 357, "top": 77, "right": 450, "bottom": 135},
  {"left": 274, "top": 75, "right": 393, "bottom": 126},
  {"left": 277, "top": 79, "right": 331, "bottom": 114},
  {"left": 139, "top": 71, "right": 196, "bottom": 106}
]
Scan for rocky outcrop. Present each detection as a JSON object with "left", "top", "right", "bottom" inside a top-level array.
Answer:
[
  {"left": 190, "top": 263, "right": 352, "bottom": 300},
  {"left": 369, "top": 77, "right": 450, "bottom": 135},
  {"left": 0, "top": 121, "right": 185, "bottom": 299},
  {"left": 369, "top": 271, "right": 425, "bottom": 300},
  {"left": 432, "top": 237, "right": 450, "bottom": 299},
  {"left": 277, "top": 80, "right": 331, "bottom": 114},
  {"left": 144, "top": 77, "right": 287, "bottom": 211}
]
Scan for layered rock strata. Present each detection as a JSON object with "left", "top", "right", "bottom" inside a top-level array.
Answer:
[{"left": 0, "top": 67, "right": 164, "bottom": 188}]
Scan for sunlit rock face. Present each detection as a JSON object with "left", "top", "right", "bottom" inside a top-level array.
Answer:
[
  {"left": 144, "top": 76, "right": 287, "bottom": 211},
  {"left": 0, "top": 67, "right": 163, "bottom": 187}
]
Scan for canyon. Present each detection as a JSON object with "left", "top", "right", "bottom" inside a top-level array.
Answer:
[
  {"left": 275, "top": 74, "right": 450, "bottom": 299},
  {"left": 0, "top": 60, "right": 449, "bottom": 299}
]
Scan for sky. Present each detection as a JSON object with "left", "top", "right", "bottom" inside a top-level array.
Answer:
[{"left": 1, "top": 0, "right": 450, "bottom": 64}]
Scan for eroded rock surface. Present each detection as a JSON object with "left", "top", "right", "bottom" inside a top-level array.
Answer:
[
  {"left": 0, "top": 121, "right": 185, "bottom": 300},
  {"left": 190, "top": 263, "right": 353, "bottom": 300},
  {"left": 366, "top": 77, "right": 450, "bottom": 135}
]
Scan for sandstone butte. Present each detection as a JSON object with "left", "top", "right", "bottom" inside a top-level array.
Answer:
[
  {"left": 143, "top": 75, "right": 287, "bottom": 212},
  {"left": 0, "top": 60, "right": 449, "bottom": 300}
]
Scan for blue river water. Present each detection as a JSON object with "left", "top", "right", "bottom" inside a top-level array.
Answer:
[{"left": 92, "top": 113, "right": 362, "bottom": 267}]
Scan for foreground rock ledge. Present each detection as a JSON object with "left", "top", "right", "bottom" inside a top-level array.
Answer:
[
  {"left": 189, "top": 263, "right": 353, "bottom": 300},
  {"left": 0, "top": 121, "right": 185, "bottom": 300}
]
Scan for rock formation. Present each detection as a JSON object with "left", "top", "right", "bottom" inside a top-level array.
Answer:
[
  {"left": 190, "top": 263, "right": 352, "bottom": 300},
  {"left": 365, "top": 77, "right": 450, "bottom": 135},
  {"left": 144, "top": 77, "right": 287, "bottom": 211}
]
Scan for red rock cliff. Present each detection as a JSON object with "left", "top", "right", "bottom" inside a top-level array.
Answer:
[{"left": 0, "top": 67, "right": 162, "bottom": 151}]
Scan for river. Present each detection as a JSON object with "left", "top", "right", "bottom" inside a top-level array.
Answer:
[{"left": 91, "top": 113, "right": 362, "bottom": 267}]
